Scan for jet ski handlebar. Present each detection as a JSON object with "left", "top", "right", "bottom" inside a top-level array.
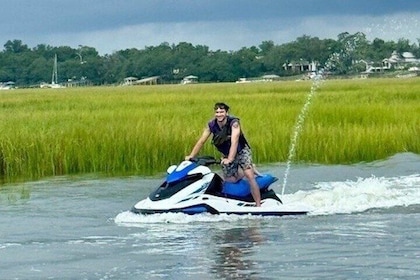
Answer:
[{"left": 189, "top": 156, "right": 220, "bottom": 166}]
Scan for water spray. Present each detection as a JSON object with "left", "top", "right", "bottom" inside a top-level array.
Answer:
[
  {"left": 280, "top": 37, "right": 366, "bottom": 197},
  {"left": 281, "top": 72, "right": 324, "bottom": 197}
]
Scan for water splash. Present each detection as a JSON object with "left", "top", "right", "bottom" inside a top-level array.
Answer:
[
  {"left": 291, "top": 174, "right": 420, "bottom": 215},
  {"left": 114, "top": 211, "right": 267, "bottom": 226},
  {"left": 281, "top": 32, "right": 360, "bottom": 196},
  {"left": 363, "top": 13, "right": 420, "bottom": 45},
  {"left": 281, "top": 73, "right": 324, "bottom": 196}
]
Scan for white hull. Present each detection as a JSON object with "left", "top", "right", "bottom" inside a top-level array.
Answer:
[{"left": 132, "top": 192, "right": 311, "bottom": 216}]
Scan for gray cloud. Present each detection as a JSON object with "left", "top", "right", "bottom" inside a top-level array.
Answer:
[{"left": 1, "top": 0, "right": 419, "bottom": 54}]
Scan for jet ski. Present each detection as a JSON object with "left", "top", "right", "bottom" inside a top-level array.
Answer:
[{"left": 131, "top": 156, "right": 311, "bottom": 216}]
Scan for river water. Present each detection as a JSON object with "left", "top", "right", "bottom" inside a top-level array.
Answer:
[{"left": 1, "top": 152, "right": 419, "bottom": 279}]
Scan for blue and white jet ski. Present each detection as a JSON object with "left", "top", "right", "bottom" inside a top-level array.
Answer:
[{"left": 131, "top": 156, "right": 311, "bottom": 216}]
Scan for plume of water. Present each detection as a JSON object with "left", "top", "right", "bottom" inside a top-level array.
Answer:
[
  {"left": 281, "top": 73, "right": 324, "bottom": 196},
  {"left": 281, "top": 34, "right": 368, "bottom": 196}
]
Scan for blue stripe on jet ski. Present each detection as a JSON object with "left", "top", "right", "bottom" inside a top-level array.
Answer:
[
  {"left": 166, "top": 162, "right": 198, "bottom": 183},
  {"left": 217, "top": 211, "right": 308, "bottom": 216},
  {"left": 131, "top": 204, "right": 220, "bottom": 215},
  {"left": 181, "top": 206, "right": 208, "bottom": 214}
]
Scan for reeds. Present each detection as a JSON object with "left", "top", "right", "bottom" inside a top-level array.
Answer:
[{"left": 1, "top": 78, "right": 419, "bottom": 183}]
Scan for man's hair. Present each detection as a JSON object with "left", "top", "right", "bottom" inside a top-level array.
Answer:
[{"left": 214, "top": 102, "right": 230, "bottom": 111}]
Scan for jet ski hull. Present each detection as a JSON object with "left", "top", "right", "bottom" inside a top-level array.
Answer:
[
  {"left": 131, "top": 190, "right": 310, "bottom": 216},
  {"left": 132, "top": 205, "right": 309, "bottom": 216},
  {"left": 130, "top": 157, "right": 312, "bottom": 217}
]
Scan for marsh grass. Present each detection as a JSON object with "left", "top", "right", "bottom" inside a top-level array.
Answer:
[{"left": 0, "top": 78, "right": 419, "bottom": 183}]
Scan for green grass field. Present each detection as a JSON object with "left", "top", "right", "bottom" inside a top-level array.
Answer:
[{"left": 1, "top": 77, "right": 419, "bottom": 183}]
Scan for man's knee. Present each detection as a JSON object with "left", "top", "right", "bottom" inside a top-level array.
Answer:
[{"left": 243, "top": 167, "right": 255, "bottom": 178}]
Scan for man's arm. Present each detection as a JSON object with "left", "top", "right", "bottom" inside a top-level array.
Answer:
[
  {"left": 225, "top": 121, "right": 240, "bottom": 162},
  {"left": 185, "top": 127, "right": 211, "bottom": 160}
]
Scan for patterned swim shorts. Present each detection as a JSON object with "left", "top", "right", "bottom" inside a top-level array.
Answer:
[{"left": 221, "top": 147, "right": 253, "bottom": 178}]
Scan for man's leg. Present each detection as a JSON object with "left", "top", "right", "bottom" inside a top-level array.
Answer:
[
  {"left": 243, "top": 167, "right": 261, "bottom": 206},
  {"left": 238, "top": 148, "right": 261, "bottom": 206}
]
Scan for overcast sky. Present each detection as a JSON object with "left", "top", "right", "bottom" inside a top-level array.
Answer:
[{"left": 1, "top": 0, "right": 419, "bottom": 55}]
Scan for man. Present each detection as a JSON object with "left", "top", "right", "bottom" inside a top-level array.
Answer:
[{"left": 185, "top": 102, "right": 261, "bottom": 206}]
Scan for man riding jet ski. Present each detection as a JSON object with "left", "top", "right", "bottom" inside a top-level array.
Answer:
[{"left": 131, "top": 156, "right": 311, "bottom": 216}]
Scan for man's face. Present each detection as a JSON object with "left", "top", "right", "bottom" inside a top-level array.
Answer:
[{"left": 214, "top": 107, "right": 228, "bottom": 122}]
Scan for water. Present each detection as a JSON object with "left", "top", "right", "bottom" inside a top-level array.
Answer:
[{"left": 1, "top": 153, "right": 419, "bottom": 279}]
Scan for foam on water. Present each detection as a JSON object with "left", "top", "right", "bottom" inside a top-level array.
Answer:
[
  {"left": 290, "top": 174, "right": 420, "bottom": 215},
  {"left": 114, "top": 210, "right": 267, "bottom": 227},
  {"left": 115, "top": 174, "right": 420, "bottom": 225}
]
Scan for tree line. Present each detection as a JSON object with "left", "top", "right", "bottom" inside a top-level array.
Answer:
[{"left": 0, "top": 32, "right": 419, "bottom": 87}]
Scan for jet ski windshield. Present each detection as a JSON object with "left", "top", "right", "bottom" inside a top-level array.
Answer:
[{"left": 149, "top": 173, "right": 204, "bottom": 201}]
